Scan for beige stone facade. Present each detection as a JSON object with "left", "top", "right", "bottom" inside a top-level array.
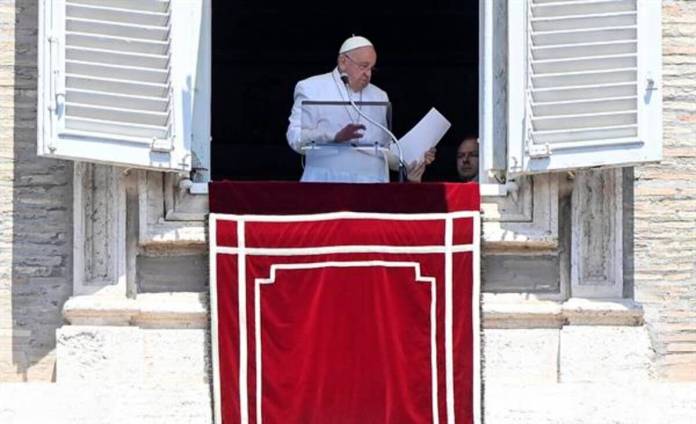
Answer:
[
  {"left": 0, "top": 0, "right": 695, "bottom": 422},
  {"left": 1, "top": 0, "right": 72, "bottom": 382},
  {"left": 633, "top": 0, "right": 696, "bottom": 381}
]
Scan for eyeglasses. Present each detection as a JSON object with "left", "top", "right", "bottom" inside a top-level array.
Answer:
[
  {"left": 457, "top": 152, "right": 479, "bottom": 160},
  {"left": 344, "top": 54, "right": 377, "bottom": 73}
]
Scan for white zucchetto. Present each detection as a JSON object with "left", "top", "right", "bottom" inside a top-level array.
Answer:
[{"left": 339, "top": 35, "right": 374, "bottom": 54}]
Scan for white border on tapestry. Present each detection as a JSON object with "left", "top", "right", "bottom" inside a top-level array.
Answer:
[
  {"left": 255, "top": 261, "right": 438, "bottom": 424},
  {"left": 208, "top": 211, "right": 482, "bottom": 424}
]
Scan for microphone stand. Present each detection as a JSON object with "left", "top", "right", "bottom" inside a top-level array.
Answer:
[{"left": 341, "top": 76, "right": 407, "bottom": 182}]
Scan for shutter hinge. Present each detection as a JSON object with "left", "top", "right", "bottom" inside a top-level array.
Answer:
[
  {"left": 527, "top": 142, "right": 551, "bottom": 159},
  {"left": 150, "top": 137, "right": 174, "bottom": 153}
]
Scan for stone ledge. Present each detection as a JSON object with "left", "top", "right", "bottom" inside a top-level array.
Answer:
[
  {"left": 483, "top": 299, "right": 563, "bottom": 329},
  {"left": 562, "top": 298, "right": 644, "bottom": 326},
  {"left": 63, "top": 292, "right": 209, "bottom": 328},
  {"left": 483, "top": 295, "right": 644, "bottom": 329},
  {"left": 62, "top": 296, "right": 138, "bottom": 326},
  {"left": 140, "top": 221, "right": 207, "bottom": 247},
  {"left": 63, "top": 292, "right": 643, "bottom": 330},
  {"left": 133, "top": 292, "right": 208, "bottom": 328}
]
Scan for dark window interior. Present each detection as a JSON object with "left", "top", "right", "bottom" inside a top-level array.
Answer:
[{"left": 211, "top": 1, "right": 478, "bottom": 181}]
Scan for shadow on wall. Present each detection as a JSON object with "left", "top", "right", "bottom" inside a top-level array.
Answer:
[{"left": 8, "top": 0, "right": 73, "bottom": 382}]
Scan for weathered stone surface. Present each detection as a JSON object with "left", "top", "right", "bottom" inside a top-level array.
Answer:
[
  {"left": 57, "top": 325, "right": 209, "bottom": 387},
  {"left": 559, "top": 326, "right": 654, "bottom": 383},
  {"left": 0, "top": 382, "right": 212, "bottom": 424},
  {"left": 484, "top": 382, "right": 696, "bottom": 424},
  {"left": 56, "top": 326, "right": 144, "bottom": 384},
  {"left": 137, "top": 254, "right": 209, "bottom": 293},
  {"left": 631, "top": 0, "right": 696, "bottom": 380},
  {"left": 483, "top": 254, "right": 560, "bottom": 293},
  {"left": 0, "top": 0, "right": 72, "bottom": 381},
  {"left": 483, "top": 329, "right": 559, "bottom": 384}
]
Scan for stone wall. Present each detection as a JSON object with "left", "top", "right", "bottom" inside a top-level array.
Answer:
[
  {"left": 1, "top": 0, "right": 695, "bottom": 389},
  {"left": 632, "top": 0, "right": 696, "bottom": 381},
  {"left": 0, "top": 0, "right": 73, "bottom": 381}
]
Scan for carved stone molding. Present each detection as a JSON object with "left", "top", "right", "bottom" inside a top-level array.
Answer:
[
  {"left": 164, "top": 173, "right": 208, "bottom": 221},
  {"left": 73, "top": 163, "right": 126, "bottom": 296},
  {"left": 483, "top": 174, "right": 559, "bottom": 250},
  {"left": 138, "top": 171, "right": 206, "bottom": 247},
  {"left": 571, "top": 168, "right": 623, "bottom": 298}
]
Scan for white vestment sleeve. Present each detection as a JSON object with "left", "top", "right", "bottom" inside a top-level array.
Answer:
[{"left": 286, "top": 81, "right": 334, "bottom": 153}]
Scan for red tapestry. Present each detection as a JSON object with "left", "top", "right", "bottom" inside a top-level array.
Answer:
[{"left": 210, "top": 182, "right": 481, "bottom": 424}]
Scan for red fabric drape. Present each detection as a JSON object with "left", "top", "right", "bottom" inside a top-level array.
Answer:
[
  {"left": 209, "top": 181, "right": 480, "bottom": 215},
  {"left": 211, "top": 182, "right": 479, "bottom": 424}
]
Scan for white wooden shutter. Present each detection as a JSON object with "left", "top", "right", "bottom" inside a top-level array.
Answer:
[
  {"left": 507, "top": 0, "right": 662, "bottom": 176},
  {"left": 38, "top": 0, "right": 204, "bottom": 172}
]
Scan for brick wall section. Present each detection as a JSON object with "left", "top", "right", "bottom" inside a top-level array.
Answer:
[
  {"left": 0, "top": 0, "right": 73, "bottom": 381},
  {"left": 633, "top": 1, "right": 696, "bottom": 381}
]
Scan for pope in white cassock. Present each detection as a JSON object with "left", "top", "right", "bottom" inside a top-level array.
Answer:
[{"left": 286, "top": 36, "right": 401, "bottom": 183}]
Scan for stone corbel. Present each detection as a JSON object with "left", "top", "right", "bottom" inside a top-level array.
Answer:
[
  {"left": 163, "top": 172, "right": 209, "bottom": 221},
  {"left": 137, "top": 171, "right": 207, "bottom": 247},
  {"left": 482, "top": 174, "right": 559, "bottom": 251}
]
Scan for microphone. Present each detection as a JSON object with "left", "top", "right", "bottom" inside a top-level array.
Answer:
[{"left": 339, "top": 74, "right": 407, "bottom": 182}]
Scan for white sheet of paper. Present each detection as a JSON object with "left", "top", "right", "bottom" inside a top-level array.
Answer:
[{"left": 398, "top": 108, "right": 451, "bottom": 165}]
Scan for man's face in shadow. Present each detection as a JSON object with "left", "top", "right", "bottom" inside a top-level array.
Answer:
[{"left": 456, "top": 138, "right": 479, "bottom": 182}]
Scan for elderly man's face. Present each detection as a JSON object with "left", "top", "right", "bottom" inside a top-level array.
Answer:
[
  {"left": 339, "top": 46, "right": 377, "bottom": 92},
  {"left": 456, "top": 138, "right": 479, "bottom": 182}
]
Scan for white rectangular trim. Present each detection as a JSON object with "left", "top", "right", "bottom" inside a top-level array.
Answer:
[{"left": 209, "top": 211, "right": 482, "bottom": 424}]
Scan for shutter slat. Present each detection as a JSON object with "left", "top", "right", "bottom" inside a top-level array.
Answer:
[
  {"left": 67, "top": 46, "right": 169, "bottom": 69},
  {"left": 532, "top": 111, "right": 637, "bottom": 132},
  {"left": 67, "top": 32, "right": 168, "bottom": 55},
  {"left": 532, "top": 0, "right": 636, "bottom": 18},
  {"left": 66, "top": 88, "right": 168, "bottom": 112},
  {"left": 532, "top": 126, "right": 638, "bottom": 144},
  {"left": 66, "top": 3, "right": 169, "bottom": 26},
  {"left": 532, "top": 83, "right": 636, "bottom": 102},
  {"left": 531, "top": 11, "right": 636, "bottom": 32},
  {"left": 67, "top": 18, "right": 169, "bottom": 41},
  {"left": 532, "top": 41, "right": 636, "bottom": 60},
  {"left": 66, "top": 117, "right": 168, "bottom": 139},
  {"left": 532, "top": 54, "right": 636, "bottom": 74},
  {"left": 533, "top": 68, "right": 636, "bottom": 88},
  {"left": 68, "top": 0, "right": 169, "bottom": 14},
  {"left": 532, "top": 96, "right": 636, "bottom": 116},
  {"left": 66, "top": 75, "right": 168, "bottom": 98},
  {"left": 533, "top": 27, "right": 636, "bottom": 45},
  {"left": 66, "top": 102, "right": 169, "bottom": 126},
  {"left": 66, "top": 60, "right": 169, "bottom": 84}
]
